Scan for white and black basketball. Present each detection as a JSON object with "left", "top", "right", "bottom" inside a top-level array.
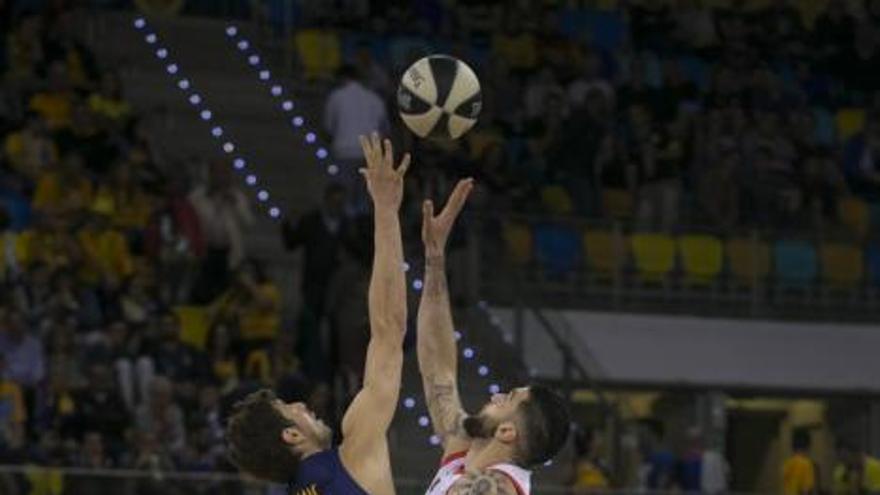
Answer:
[{"left": 397, "top": 55, "right": 482, "bottom": 140}]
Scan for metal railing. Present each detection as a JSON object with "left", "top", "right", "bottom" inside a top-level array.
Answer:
[{"left": 0, "top": 464, "right": 598, "bottom": 494}]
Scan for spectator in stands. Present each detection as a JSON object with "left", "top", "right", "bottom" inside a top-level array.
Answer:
[
  {"left": 151, "top": 312, "right": 209, "bottom": 388},
  {"left": 135, "top": 376, "right": 186, "bottom": 453},
  {"left": 836, "top": 440, "right": 880, "bottom": 495},
  {"left": 88, "top": 73, "right": 131, "bottom": 127},
  {"left": 76, "top": 212, "right": 135, "bottom": 287},
  {"left": 28, "top": 61, "right": 75, "bottom": 130},
  {"left": 0, "top": 354, "right": 25, "bottom": 453},
  {"left": 844, "top": 116, "right": 880, "bottom": 201},
  {"left": 32, "top": 152, "right": 93, "bottom": 217},
  {"left": 145, "top": 177, "right": 204, "bottom": 304},
  {"left": 783, "top": 429, "right": 817, "bottom": 495},
  {"left": 324, "top": 64, "right": 389, "bottom": 211},
  {"left": 0, "top": 308, "right": 44, "bottom": 389},
  {"left": 352, "top": 40, "right": 391, "bottom": 97},
  {"left": 281, "top": 183, "right": 352, "bottom": 344},
  {"left": 631, "top": 105, "right": 684, "bottom": 231},
  {"left": 3, "top": 112, "right": 57, "bottom": 180},
  {"left": 189, "top": 165, "right": 253, "bottom": 303},
  {"left": 571, "top": 427, "right": 610, "bottom": 493},
  {"left": 67, "top": 432, "right": 116, "bottom": 495},
  {"left": 71, "top": 364, "right": 129, "bottom": 449},
  {"left": 53, "top": 102, "right": 115, "bottom": 176},
  {"left": 641, "top": 422, "right": 678, "bottom": 492}
]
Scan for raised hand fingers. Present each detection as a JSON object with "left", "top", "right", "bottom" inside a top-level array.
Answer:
[
  {"left": 397, "top": 152, "right": 411, "bottom": 177},
  {"left": 439, "top": 178, "right": 474, "bottom": 221}
]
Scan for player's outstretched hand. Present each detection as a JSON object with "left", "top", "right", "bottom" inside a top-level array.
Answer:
[
  {"left": 359, "top": 132, "right": 410, "bottom": 212},
  {"left": 422, "top": 178, "right": 474, "bottom": 258}
]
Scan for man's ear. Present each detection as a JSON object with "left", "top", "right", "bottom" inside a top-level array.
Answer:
[
  {"left": 281, "top": 427, "right": 301, "bottom": 446},
  {"left": 495, "top": 421, "right": 518, "bottom": 445}
]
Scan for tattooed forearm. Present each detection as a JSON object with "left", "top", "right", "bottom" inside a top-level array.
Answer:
[
  {"left": 426, "top": 379, "right": 466, "bottom": 438},
  {"left": 424, "top": 254, "right": 448, "bottom": 299},
  {"left": 450, "top": 471, "right": 516, "bottom": 495}
]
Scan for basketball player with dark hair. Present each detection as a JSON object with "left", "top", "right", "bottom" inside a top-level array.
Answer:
[
  {"left": 418, "top": 179, "right": 571, "bottom": 495},
  {"left": 226, "top": 133, "right": 409, "bottom": 495}
]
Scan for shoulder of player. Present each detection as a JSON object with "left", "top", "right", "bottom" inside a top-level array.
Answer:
[
  {"left": 455, "top": 469, "right": 522, "bottom": 495},
  {"left": 338, "top": 438, "right": 393, "bottom": 495}
]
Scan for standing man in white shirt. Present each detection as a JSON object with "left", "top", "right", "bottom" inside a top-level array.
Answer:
[{"left": 324, "top": 65, "right": 390, "bottom": 213}]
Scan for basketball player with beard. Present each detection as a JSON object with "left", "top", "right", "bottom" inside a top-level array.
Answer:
[
  {"left": 417, "top": 179, "right": 571, "bottom": 495},
  {"left": 225, "top": 134, "right": 409, "bottom": 495}
]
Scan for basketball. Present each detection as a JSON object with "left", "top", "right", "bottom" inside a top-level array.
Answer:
[{"left": 397, "top": 55, "right": 482, "bottom": 140}]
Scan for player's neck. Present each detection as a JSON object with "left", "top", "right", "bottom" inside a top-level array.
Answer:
[
  {"left": 465, "top": 439, "right": 516, "bottom": 471},
  {"left": 298, "top": 444, "right": 325, "bottom": 460}
]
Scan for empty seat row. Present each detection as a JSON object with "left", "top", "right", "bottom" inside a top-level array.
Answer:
[{"left": 502, "top": 223, "right": 880, "bottom": 289}]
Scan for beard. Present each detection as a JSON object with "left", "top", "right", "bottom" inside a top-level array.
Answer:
[{"left": 463, "top": 413, "right": 497, "bottom": 439}]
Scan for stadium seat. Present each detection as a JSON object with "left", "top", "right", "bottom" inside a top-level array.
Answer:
[
  {"left": 583, "top": 229, "right": 626, "bottom": 278},
  {"left": 726, "top": 237, "right": 771, "bottom": 286},
  {"left": 678, "top": 234, "right": 723, "bottom": 286},
  {"left": 601, "top": 189, "right": 634, "bottom": 220},
  {"left": 294, "top": 29, "right": 342, "bottom": 80},
  {"left": 502, "top": 222, "right": 533, "bottom": 265},
  {"left": 839, "top": 197, "right": 871, "bottom": 239},
  {"left": 540, "top": 185, "right": 575, "bottom": 215},
  {"left": 174, "top": 306, "right": 210, "bottom": 350},
  {"left": 534, "top": 223, "right": 581, "bottom": 279},
  {"left": 813, "top": 107, "right": 835, "bottom": 146},
  {"left": 819, "top": 242, "right": 864, "bottom": 289},
  {"left": 835, "top": 108, "right": 867, "bottom": 141},
  {"left": 866, "top": 244, "right": 880, "bottom": 287},
  {"left": 773, "top": 240, "right": 818, "bottom": 288},
  {"left": 630, "top": 233, "right": 676, "bottom": 282}
]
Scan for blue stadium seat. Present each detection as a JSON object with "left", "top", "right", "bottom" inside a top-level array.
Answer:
[
  {"left": 774, "top": 240, "right": 818, "bottom": 288},
  {"left": 560, "top": 9, "right": 626, "bottom": 52},
  {"left": 533, "top": 223, "right": 581, "bottom": 279},
  {"left": 813, "top": 107, "right": 835, "bottom": 146}
]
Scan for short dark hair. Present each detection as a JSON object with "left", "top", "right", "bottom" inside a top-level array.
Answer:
[
  {"left": 516, "top": 385, "right": 571, "bottom": 467},
  {"left": 225, "top": 389, "right": 299, "bottom": 483},
  {"left": 338, "top": 64, "right": 360, "bottom": 81},
  {"left": 792, "top": 429, "right": 811, "bottom": 451}
]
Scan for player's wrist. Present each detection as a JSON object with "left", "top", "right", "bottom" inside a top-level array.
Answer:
[{"left": 425, "top": 251, "right": 445, "bottom": 266}]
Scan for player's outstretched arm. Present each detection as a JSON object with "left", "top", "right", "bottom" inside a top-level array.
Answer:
[
  {"left": 340, "top": 133, "right": 409, "bottom": 455},
  {"left": 418, "top": 179, "right": 474, "bottom": 457}
]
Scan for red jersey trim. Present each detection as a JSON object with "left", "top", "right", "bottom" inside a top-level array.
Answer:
[{"left": 440, "top": 451, "right": 468, "bottom": 468}]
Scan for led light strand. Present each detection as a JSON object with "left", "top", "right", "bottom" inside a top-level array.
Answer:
[{"left": 133, "top": 17, "right": 283, "bottom": 220}]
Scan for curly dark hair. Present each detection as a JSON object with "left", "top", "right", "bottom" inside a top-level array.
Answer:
[
  {"left": 225, "top": 389, "right": 300, "bottom": 483},
  {"left": 516, "top": 385, "right": 571, "bottom": 467}
]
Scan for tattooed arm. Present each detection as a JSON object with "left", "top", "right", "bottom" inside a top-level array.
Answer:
[
  {"left": 417, "top": 179, "right": 474, "bottom": 457},
  {"left": 449, "top": 471, "right": 519, "bottom": 495}
]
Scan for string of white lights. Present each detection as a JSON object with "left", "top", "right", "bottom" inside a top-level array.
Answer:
[
  {"left": 223, "top": 25, "right": 338, "bottom": 178},
  {"left": 133, "top": 17, "right": 283, "bottom": 220}
]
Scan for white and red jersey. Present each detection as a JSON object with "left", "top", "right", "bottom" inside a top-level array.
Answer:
[{"left": 426, "top": 451, "right": 531, "bottom": 495}]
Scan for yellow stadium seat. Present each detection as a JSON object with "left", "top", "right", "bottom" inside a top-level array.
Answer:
[
  {"left": 174, "top": 306, "right": 210, "bottom": 350},
  {"left": 839, "top": 197, "right": 870, "bottom": 239},
  {"left": 726, "top": 237, "right": 770, "bottom": 285},
  {"left": 678, "top": 234, "right": 723, "bottom": 285},
  {"left": 630, "top": 233, "right": 675, "bottom": 282},
  {"left": 602, "top": 189, "right": 634, "bottom": 220},
  {"left": 583, "top": 230, "right": 626, "bottom": 277},
  {"left": 502, "top": 222, "right": 533, "bottom": 264},
  {"left": 540, "top": 185, "right": 575, "bottom": 215},
  {"left": 294, "top": 29, "right": 341, "bottom": 80},
  {"left": 835, "top": 108, "right": 866, "bottom": 141},
  {"left": 820, "top": 243, "right": 864, "bottom": 288}
]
